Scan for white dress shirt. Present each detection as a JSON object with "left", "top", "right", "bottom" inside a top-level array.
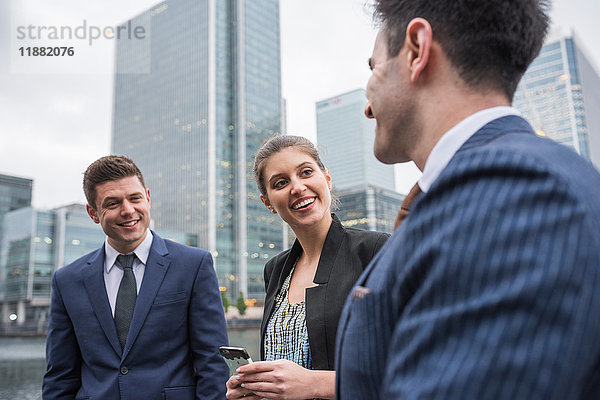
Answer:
[
  {"left": 418, "top": 106, "right": 521, "bottom": 193},
  {"left": 103, "top": 229, "right": 153, "bottom": 317}
]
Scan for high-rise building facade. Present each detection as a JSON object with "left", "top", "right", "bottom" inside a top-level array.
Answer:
[
  {"left": 112, "top": 0, "right": 283, "bottom": 298},
  {"left": 0, "top": 173, "right": 32, "bottom": 220},
  {"left": 513, "top": 29, "right": 600, "bottom": 169},
  {"left": 0, "top": 173, "right": 33, "bottom": 253},
  {"left": 0, "top": 173, "right": 33, "bottom": 304},
  {"left": 336, "top": 184, "right": 404, "bottom": 233},
  {"left": 316, "top": 89, "right": 396, "bottom": 191},
  {"left": 0, "top": 204, "right": 104, "bottom": 332},
  {"left": 316, "top": 89, "right": 401, "bottom": 234}
]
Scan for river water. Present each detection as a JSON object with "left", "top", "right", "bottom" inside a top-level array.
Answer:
[{"left": 0, "top": 328, "right": 259, "bottom": 400}]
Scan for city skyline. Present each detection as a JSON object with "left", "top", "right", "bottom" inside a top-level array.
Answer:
[
  {"left": 0, "top": 0, "right": 599, "bottom": 209},
  {"left": 112, "top": 0, "right": 284, "bottom": 297},
  {"left": 513, "top": 28, "right": 600, "bottom": 169}
]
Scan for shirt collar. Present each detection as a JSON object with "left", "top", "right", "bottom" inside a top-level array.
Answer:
[
  {"left": 104, "top": 229, "right": 154, "bottom": 273},
  {"left": 418, "top": 106, "right": 520, "bottom": 193}
]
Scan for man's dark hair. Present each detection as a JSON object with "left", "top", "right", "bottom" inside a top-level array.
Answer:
[
  {"left": 83, "top": 155, "right": 146, "bottom": 209},
  {"left": 373, "top": 0, "right": 550, "bottom": 100}
]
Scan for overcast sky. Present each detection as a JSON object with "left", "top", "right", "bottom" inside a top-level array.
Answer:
[{"left": 1, "top": 0, "right": 598, "bottom": 209}]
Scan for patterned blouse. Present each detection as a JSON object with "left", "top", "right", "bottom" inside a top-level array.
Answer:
[{"left": 264, "top": 264, "right": 312, "bottom": 369}]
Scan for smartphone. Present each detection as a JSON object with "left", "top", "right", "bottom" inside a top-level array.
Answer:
[{"left": 219, "top": 346, "right": 253, "bottom": 375}]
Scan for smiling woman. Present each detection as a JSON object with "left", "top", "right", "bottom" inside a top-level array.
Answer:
[
  {"left": 260, "top": 148, "right": 333, "bottom": 234},
  {"left": 224, "top": 135, "right": 389, "bottom": 400}
]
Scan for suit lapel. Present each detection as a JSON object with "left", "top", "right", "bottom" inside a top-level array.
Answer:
[
  {"left": 122, "top": 234, "right": 170, "bottom": 358},
  {"left": 305, "top": 215, "right": 346, "bottom": 368},
  {"left": 312, "top": 214, "right": 344, "bottom": 284},
  {"left": 82, "top": 246, "right": 122, "bottom": 356}
]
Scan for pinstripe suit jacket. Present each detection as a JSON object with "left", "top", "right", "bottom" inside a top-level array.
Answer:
[{"left": 335, "top": 116, "right": 600, "bottom": 399}]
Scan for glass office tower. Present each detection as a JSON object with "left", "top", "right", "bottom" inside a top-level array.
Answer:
[
  {"left": 513, "top": 29, "right": 600, "bottom": 169},
  {"left": 0, "top": 173, "right": 33, "bottom": 257},
  {"left": 112, "top": 0, "right": 283, "bottom": 298},
  {"left": 0, "top": 173, "right": 33, "bottom": 312},
  {"left": 316, "top": 89, "right": 402, "bottom": 233},
  {"left": 316, "top": 89, "right": 396, "bottom": 191},
  {"left": 0, "top": 204, "right": 105, "bottom": 331},
  {"left": 336, "top": 184, "right": 404, "bottom": 233},
  {"left": 0, "top": 173, "right": 32, "bottom": 220}
]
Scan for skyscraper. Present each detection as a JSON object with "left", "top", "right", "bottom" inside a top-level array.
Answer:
[
  {"left": 0, "top": 204, "right": 105, "bottom": 331},
  {"left": 0, "top": 173, "right": 32, "bottom": 220},
  {"left": 112, "top": 0, "right": 283, "bottom": 298},
  {"left": 335, "top": 184, "right": 404, "bottom": 233},
  {"left": 316, "top": 88, "right": 395, "bottom": 191},
  {"left": 316, "top": 89, "right": 402, "bottom": 233},
  {"left": 513, "top": 28, "right": 600, "bottom": 169},
  {"left": 0, "top": 173, "right": 32, "bottom": 305}
]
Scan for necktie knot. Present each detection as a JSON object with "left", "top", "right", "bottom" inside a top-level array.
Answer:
[
  {"left": 116, "top": 254, "right": 136, "bottom": 270},
  {"left": 394, "top": 183, "right": 422, "bottom": 230}
]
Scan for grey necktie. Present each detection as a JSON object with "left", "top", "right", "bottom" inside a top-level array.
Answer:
[{"left": 114, "top": 254, "right": 137, "bottom": 350}]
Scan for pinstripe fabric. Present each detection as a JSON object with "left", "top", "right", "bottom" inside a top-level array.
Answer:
[{"left": 335, "top": 116, "right": 600, "bottom": 399}]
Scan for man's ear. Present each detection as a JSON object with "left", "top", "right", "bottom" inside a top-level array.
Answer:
[
  {"left": 86, "top": 204, "right": 100, "bottom": 224},
  {"left": 404, "top": 17, "right": 433, "bottom": 82}
]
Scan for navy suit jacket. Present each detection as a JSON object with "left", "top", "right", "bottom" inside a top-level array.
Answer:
[
  {"left": 43, "top": 232, "right": 229, "bottom": 400},
  {"left": 335, "top": 116, "right": 600, "bottom": 399}
]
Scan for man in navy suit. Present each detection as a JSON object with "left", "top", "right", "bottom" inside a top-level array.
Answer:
[
  {"left": 336, "top": 0, "right": 600, "bottom": 398},
  {"left": 43, "top": 155, "right": 229, "bottom": 399}
]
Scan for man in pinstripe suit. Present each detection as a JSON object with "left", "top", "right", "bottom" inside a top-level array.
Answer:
[{"left": 335, "top": 1, "right": 600, "bottom": 398}]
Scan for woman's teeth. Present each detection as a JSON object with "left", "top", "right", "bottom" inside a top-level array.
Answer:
[{"left": 292, "top": 198, "right": 315, "bottom": 209}]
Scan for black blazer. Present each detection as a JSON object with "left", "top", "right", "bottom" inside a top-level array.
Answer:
[{"left": 260, "top": 214, "right": 389, "bottom": 370}]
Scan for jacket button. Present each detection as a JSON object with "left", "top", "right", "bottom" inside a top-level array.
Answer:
[{"left": 120, "top": 366, "right": 128, "bottom": 375}]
